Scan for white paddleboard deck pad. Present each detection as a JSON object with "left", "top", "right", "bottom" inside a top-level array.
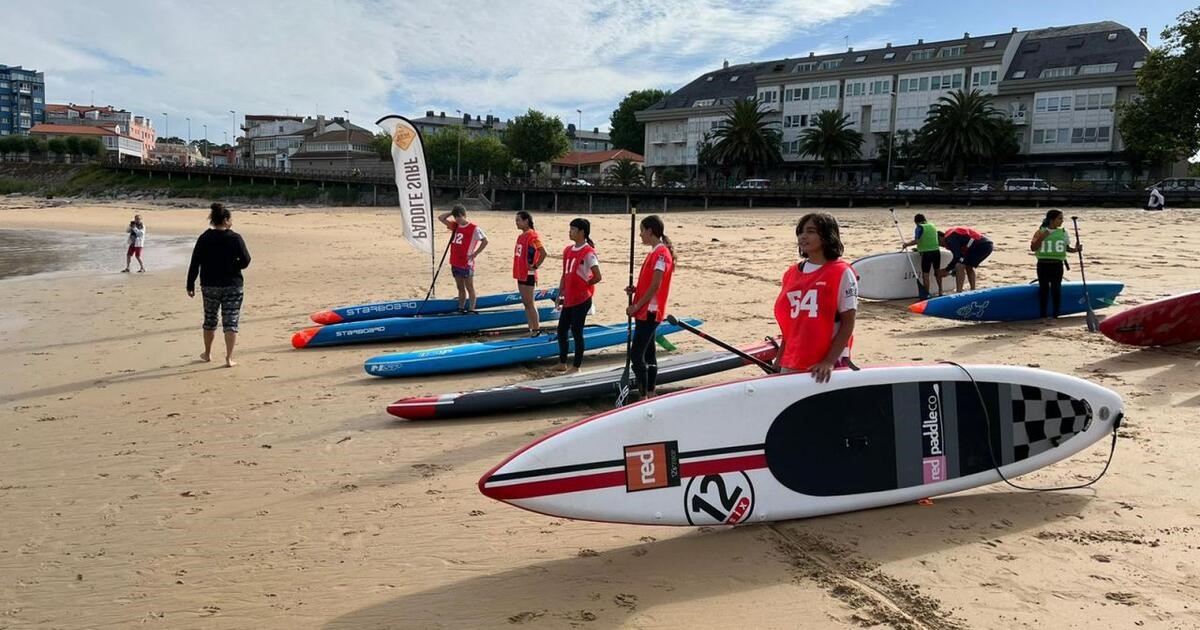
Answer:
[{"left": 479, "top": 365, "right": 1123, "bottom": 526}]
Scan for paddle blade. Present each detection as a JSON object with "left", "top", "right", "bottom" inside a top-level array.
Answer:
[
  {"left": 1085, "top": 309, "right": 1100, "bottom": 332},
  {"left": 654, "top": 335, "right": 676, "bottom": 351}
]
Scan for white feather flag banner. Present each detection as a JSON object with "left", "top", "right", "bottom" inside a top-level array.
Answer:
[{"left": 376, "top": 115, "right": 433, "bottom": 254}]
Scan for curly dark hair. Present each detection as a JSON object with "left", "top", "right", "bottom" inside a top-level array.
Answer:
[{"left": 795, "top": 212, "right": 844, "bottom": 260}]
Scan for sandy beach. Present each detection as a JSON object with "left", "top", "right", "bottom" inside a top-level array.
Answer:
[{"left": 0, "top": 195, "right": 1197, "bottom": 629}]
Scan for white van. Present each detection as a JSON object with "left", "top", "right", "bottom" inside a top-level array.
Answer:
[
  {"left": 733, "top": 178, "right": 771, "bottom": 189},
  {"left": 1003, "top": 178, "right": 1057, "bottom": 191}
]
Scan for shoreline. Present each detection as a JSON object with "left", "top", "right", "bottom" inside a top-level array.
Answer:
[{"left": 0, "top": 195, "right": 1197, "bottom": 628}]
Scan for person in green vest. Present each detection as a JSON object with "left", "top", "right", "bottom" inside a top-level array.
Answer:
[
  {"left": 902, "top": 213, "right": 943, "bottom": 296},
  {"left": 1030, "top": 209, "right": 1081, "bottom": 321}
]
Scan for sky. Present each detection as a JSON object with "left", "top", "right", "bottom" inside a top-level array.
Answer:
[{"left": 0, "top": 0, "right": 1191, "bottom": 142}]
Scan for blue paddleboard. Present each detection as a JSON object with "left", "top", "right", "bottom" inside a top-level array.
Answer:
[
  {"left": 909, "top": 281, "right": 1123, "bottom": 322},
  {"left": 293, "top": 307, "right": 559, "bottom": 348},
  {"left": 310, "top": 288, "right": 559, "bottom": 324}
]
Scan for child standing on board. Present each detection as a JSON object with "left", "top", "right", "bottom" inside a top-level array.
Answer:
[
  {"left": 513, "top": 211, "right": 548, "bottom": 336},
  {"left": 1030, "top": 209, "right": 1081, "bottom": 321},
  {"left": 438, "top": 205, "right": 488, "bottom": 313},
  {"left": 555, "top": 218, "right": 602, "bottom": 373},
  {"left": 624, "top": 215, "right": 675, "bottom": 399},
  {"left": 773, "top": 213, "right": 858, "bottom": 383},
  {"left": 902, "top": 213, "right": 942, "bottom": 296}
]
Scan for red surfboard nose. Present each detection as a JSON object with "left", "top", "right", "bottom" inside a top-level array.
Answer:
[
  {"left": 908, "top": 300, "right": 928, "bottom": 314},
  {"left": 387, "top": 397, "right": 439, "bottom": 420},
  {"left": 292, "top": 327, "right": 320, "bottom": 348},
  {"left": 310, "top": 309, "right": 342, "bottom": 325}
]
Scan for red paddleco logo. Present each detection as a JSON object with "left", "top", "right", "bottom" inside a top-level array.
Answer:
[{"left": 623, "top": 441, "right": 680, "bottom": 492}]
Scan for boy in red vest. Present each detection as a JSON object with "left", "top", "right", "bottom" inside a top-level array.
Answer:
[{"left": 438, "top": 205, "right": 489, "bottom": 313}]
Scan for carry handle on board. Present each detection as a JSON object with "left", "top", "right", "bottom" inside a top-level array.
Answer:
[
  {"left": 889, "top": 208, "right": 930, "bottom": 300},
  {"left": 1070, "top": 216, "right": 1100, "bottom": 332},
  {"left": 665, "top": 315, "right": 779, "bottom": 375}
]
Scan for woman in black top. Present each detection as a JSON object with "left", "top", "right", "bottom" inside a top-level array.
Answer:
[{"left": 187, "top": 203, "right": 251, "bottom": 367}]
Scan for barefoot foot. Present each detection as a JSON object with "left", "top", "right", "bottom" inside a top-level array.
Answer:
[{"left": 199, "top": 353, "right": 211, "bottom": 362}]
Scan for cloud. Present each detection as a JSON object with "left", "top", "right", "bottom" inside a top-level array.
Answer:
[{"left": 0, "top": 0, "right": 891, "bottom": 137}]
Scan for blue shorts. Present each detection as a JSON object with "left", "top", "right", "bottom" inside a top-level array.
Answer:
[
  {"left": 451, "top": 265, "right": 474, "bottom": 279},
  {"left": 963, "top": 239, "right": 993, "bottom": 268}
]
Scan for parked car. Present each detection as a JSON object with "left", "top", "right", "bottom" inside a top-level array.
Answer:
[
  {"left": 657, "top": 181, "right": 687, "bottom": 189},
  {"left": 561, "top": 178, "right": 592, "bottom": 186},
  {"left": 1003, "top": 178, "right": 1057, "bottom": 191},
  {"left": 733, "top": 178, "right": 771, "bottom": 189},
  {"left": 953, "top": 182, "right": 991, "bottom": 192},
  {"left": 1147, "top": 177, "right": 1200, "bottom": 192},
  {"left": 895, "top": 181, "right": 940, "bottom": 191}
]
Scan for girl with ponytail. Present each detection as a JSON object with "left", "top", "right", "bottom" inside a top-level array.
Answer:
[
  {"left": 555, "top": 218, "right": 602, "bottom": 373},
  {"left": 624, "top": 214, "right": 675, "bottom": 398}
]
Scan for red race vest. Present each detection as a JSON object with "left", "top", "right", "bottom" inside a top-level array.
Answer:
[
  {"left": 633, "top": 244, "right": 673, "bottom": 322},
  {"left": 944, "top": 226, "right": 983, "bottom": 249},
  {"left": 513, "top": 229, "right": 542, "bottom": 280},
  {"left": 773, "top": 260, "right": 855, "bottom": 371},
  {"left": 561, "top": 243, "right": 597, "bottom": 307},
  {"left": 449, "top": 222, "right": 478, "bottom": 268}
]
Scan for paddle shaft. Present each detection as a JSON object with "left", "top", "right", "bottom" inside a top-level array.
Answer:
[
  {"left": 615, "top": 200, "right": 638, "bottom": 405},
  {"left": 665, "top": 315, "right": 779, "bottom": 374},
  {"left": 890, "top": 208, "right": 929, "bottom": 299},
  {"left": 414, "top": 229, "right": 455, "bottom": 316},
  {"left": 1070, "top": 217, "right": 1100, "bottom": 331}
]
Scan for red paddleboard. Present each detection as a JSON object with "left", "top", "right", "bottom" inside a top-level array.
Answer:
[{"left": 1099, "top": 290, "right": 1200, "bottom": 346}]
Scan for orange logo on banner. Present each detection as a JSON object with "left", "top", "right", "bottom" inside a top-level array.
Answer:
[
  {"left": 623, "top": 441, "right": 679, "bottom": 492},
  {"left": 393, "top": 125, "right": 416, "bottom": 150}
]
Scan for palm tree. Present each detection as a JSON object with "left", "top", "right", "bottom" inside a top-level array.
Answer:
[
  {"left": 797, "top": 109, "right": 864, "bottom": 183},
  {"left": 921, "top": 89, "right": 1010, "bottom": 180},
  {"left": 603, "top": 157, "right": 645, "bottom": 187},
  {"left": 710, "top": 99, "right": 782, "bottom": 179}
]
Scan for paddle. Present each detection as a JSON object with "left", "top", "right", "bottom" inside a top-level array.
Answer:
[
  {"left": 1070, "top": 216, "right": 1100, "bottom": 332},
  {"left": 666, "top": 315, "right": 779, "bottom": 375},
  {"left": 615, "top": 200, "right": 638, "bottom": 407},
  {"left": 889, "top": 208, "right": 929, "bottom": 300},
  {"left": 413, "top": 227, "right": 454, "bottom": 317}
]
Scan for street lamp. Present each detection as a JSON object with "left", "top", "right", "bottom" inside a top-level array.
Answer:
[
  {"left": 344, "top": 109, "right": 350, "bottom": 172},
  {"left": 885, "top": 91, "right": 897, "bottom": 187},
  {"left": 202, "top": 124, "right": 208, "bottom": 161},
  {"left": 229, "top": 110, "right": 236, "bottom": 164},
  {"left": 162, "top": 112, "right": 169, "bottom": 140},
  {"left": 454, "top": 108, "right": 463, "bottom": 178}
]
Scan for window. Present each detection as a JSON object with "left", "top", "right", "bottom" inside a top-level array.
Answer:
[
  {"left": 1098, "top": 127, "right": 1111, "bottom": 141},
  {"left": 1067, "top": 37, "right": 1085, "bottom": 48},
  {"left": 972, "top": 70, "right": 998, "bottom": 87},
  {"left": 692, "top": 99, "right": 714, "bottom": 107},
  {"left": 939, "top": 45, "right": 965, "bottom": 58},
  {"left": 983, "top": 40, "right": 997, "bottom": 49},
  {"left": 919, "top": 77, "right": 929, "bottom": 91},
  {"left": 1039, "top": 66, "right": 1075, "bottom": 79},
  {"left": 908, "top": 49, "right": 934, "bottom": 61},
  {"left": 1013, "top": 70, "right": 1026, "bottom": 79},
  {"left": 1133, "top": 61, "right": 1145, "bottom": 69},
  {"left": 800, "top": 114, "right": 808, "bottom": 127},
  {"left": 883, "top": 51, "right": 896, "bottom": 60},
  {"left": 1079, "top": 63, "right": 1118, "bottom": 74},
  {"left": 1100, "top": 93, "right": 1114, "bottom": 107},
  {"left": 794, "top": 62, "right": 817, "bottom": 72},
  {"left": 846, "top": 81, "right": 866, "bottom": 96},
  {"left": 783, "top": 89, "right": 793, "bottom": 102},
  {"left": 818, "top": 59, "right": 842, "bottom": 70},
  {"left": 705, "top": 76, "right": 714, "bottom": 82},
  {"left": 855, "top": 55, "right": 867, "bottom": 63},
  {"left": 1107, "top": 33, "right": 1117, "bottom": 41},
  {"left": 730, "top": 75, "right": 739, "bottom": 81},
  {"left": 869, "top": 79, "right": 891, "bottom": 94}
]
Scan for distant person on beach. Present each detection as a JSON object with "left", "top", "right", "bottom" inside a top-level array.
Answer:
[
  {"left": 123, "top": 214, "right": 145, "bottom": 273},
  {"left": 186, "top": 203, "right": 252, "bottom": 367},
  {"left": 438, "top": 205, "right": 488, "bottom": 313},
  {"left": 1030, "top": 209, "right": 1081, "bottom": 322},
  {"left": 624, "top": 215, "right": 675, "bottom": 399},
  {"left": 555, "top": 218, "right": 602, "bottom": 374},
  {"left": 1146, "top": 187, "right": 1165, "bottom": 211},
  {"left": 902, "top": 213, "right": 942, "bottom": 296},
  {"left": 938, "top": 226, "right": 993, "bottom": 292},
  {"left": 513, "top": 211, "right": 548, "bottom": 336},
  {"left": 773, "top": 212, "right": 857, "bottom": 383}
]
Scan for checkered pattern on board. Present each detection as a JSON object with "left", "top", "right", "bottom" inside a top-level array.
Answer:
[{"left": 1011, "top": 385, "right": 1092, "bottom": 460}]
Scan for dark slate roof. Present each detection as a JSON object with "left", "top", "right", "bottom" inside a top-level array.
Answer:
[
  {"left": 642, "top": 60, "right": 776, "bottom": 111},
  {"left": 1004, "top": 21, "right": 1149, "bottom": 80}
]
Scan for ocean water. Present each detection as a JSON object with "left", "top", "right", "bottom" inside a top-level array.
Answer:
[{"left": 0, "top": 228, "right": 196, "bottom": 280}]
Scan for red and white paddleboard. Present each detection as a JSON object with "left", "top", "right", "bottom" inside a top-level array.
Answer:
[
  {"left": 479, "top": 365, "right": 1123, "bottom": 526},
  {"left": 1099, "top": 289, "right": 1200, "bottom": 346}
]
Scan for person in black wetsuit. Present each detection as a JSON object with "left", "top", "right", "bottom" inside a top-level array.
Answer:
[{"left": 186, "top": 203, "right": 252, "bottom": 367}]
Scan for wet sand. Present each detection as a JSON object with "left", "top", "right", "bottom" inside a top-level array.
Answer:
[{"left": 0, "top": 196, "right": 1197, "bottom": 629}]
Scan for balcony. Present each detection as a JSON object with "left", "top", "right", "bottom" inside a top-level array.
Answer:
[{"left": 1011, "top": 111, "right": 1027, "bottom": 126}]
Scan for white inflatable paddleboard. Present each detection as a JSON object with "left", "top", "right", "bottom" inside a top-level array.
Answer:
[
  {"left": 479, "top": 365, "right": 1123, "bottom": 526},
  {"left": 853, "top": 249, "right": 953, "bottom": 299}
]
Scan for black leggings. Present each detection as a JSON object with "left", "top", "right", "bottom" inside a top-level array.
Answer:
[
  {"left": 1037, "top": 259, "right": 1065, "bottom": 318},
  {"left": 557, "top": 298, "right": 591, "bottom": 367},
  {"left": 630, "top": 316, "right": 660, "bottom": 395}
]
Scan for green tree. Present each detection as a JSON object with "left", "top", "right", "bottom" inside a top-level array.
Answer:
[
  {"left": 797, "top": 109, "right": 864, "bottom": 182},
  {"left": 874, "top": 129, "right": 921, "bottom": 182},
  {"left": 23, "top": 136, "right": 48, "bottom": 160},
  {"left": 1118, "top": 8, "right": 1200, "bottom": 173},
  {"left": 158, "top": 136, "right": 186, "bottom": 145},
  {"left": 423, "top": 126, "right": 467, "bottom": 176},
  {"left": 64, "top": 136, "right": 82, "bottom": 158},
  {"left": 463, "top": 134, "right": 516, "bottom": 176},
  {"left": 47, "top": 137, "right": 68, "bottom": 161},
  {"left": 710, "top": 99, "right": 782, "bottom": 179},
  {"left": 603, "top": 157, "right": 646, "bottom": 186},
  {"left": 81, "top": 138, "right": 106, "bottom": 160},
  {"left": 371, "top": 132, "right": 393, "bottom": 161},
  {"left": 609, "top": 89, "right": 669, "bottom": 153},
  {"left": 503, "top": 109, "right": 570, "bottom": 173},
  {"left": 0, "top": 135, "right": 21, "bottom": 159},
  {"left": 695, "top": 131, "right": 721, "bottom": 184},
  {"left": 921, "top": 89, "right": 1008, "bottom": 179}
]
